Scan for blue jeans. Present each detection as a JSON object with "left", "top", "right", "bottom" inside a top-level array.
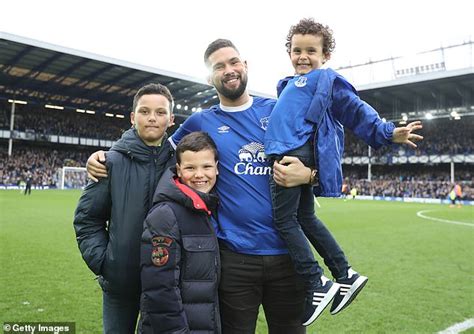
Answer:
[
  {"left": 269, "top": 141, "right": 349, "bottom": 288},
  {"left": 101, "top": 286, "right": 140, "bottom": 334}
]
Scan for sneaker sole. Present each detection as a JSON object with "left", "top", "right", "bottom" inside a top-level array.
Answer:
[
  {"left": 302, "top": 282, "right": 341, "bottom": 326},
  {"left": 330, "top": 276, "right": 368, "bottom": 315}
]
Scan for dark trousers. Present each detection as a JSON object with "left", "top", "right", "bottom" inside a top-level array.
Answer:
[
  {"left": 219, "top": 245, "right": 306, "bottom": 334},
  {"left": 102, "top": 290, "right": 140, "bottom": 334},
  {"left": 269, "top": 141, "right": 349, "bottom": 288}
]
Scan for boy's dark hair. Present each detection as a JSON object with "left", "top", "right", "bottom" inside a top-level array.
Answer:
[
  {"left": 286, "top": 18, "right": 336, "bottom": 57},
  {"left": 176, "top": 131, "right": 218, "bottom": 164},
  {"left": 204, "top": 39, "right": 239, "bottom": 66},
  {"left": 132, "top": 83, "right": 174, "bottom": 113}
]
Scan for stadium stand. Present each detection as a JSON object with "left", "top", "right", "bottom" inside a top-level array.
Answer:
[{"left": 1, "top": 32, "right": 473, "bottom": 203}]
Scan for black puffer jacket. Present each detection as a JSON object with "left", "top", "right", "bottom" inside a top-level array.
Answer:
[
  {"left": 74, "top": 128, "right": 174, "bottom": 296},
  {"left": 139, "top": 167, "right": 221, "bottom": 334}
]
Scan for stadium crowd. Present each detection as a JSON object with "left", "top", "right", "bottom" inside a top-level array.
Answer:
[
  {"left": 343, "top": 165, "right": 473, "bottom": 200},
  {"left": 1, "top": 108, "right": 472, "bottom": 200},
  {"left": 0, "top": 143, "right": 93, "bottom": 188},
  {"left": 344, "top": 117, "right": 474, "bottom": 157},
  {"left": 1, "top": 106, "right": 129, "bottom": 140}
]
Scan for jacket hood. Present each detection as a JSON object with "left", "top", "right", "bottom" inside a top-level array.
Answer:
[
  {"left": 111, "top": 128, "right": 169, "bottom": 163},
  {"left": 153, "top": 167, "right": 218, "bottom": 214}
]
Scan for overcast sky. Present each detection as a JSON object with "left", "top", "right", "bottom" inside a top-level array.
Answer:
[{"left": 1, "top": 0, "right": 473, "bottom": 96}]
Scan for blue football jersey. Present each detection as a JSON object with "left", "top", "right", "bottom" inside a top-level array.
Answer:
[
  {"left": 171, "top": 97, "right": 289, "bottom": 255},
  {"left": 264, "top": 69, "right": 322, "bottom": 155}
]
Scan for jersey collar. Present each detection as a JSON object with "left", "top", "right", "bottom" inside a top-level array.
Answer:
[{"left": 220, "top": 96, "right": 253, "bottom": 112}]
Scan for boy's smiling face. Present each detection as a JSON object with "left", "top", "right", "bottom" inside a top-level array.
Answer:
[
  {"left": 290, "top": 34, "right": 330, "bottom": 75},
  {"left": 177, "top": 149, "right": 218, "bottom": 194}
]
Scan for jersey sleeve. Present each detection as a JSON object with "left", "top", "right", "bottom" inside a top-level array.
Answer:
[
  {"left": 331, "top": 76, "right": 395, "bottom": 150},
  {"left": 169, "top": 112, "right": 203, "bottom": 147}
]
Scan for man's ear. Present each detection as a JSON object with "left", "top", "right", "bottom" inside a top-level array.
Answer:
[
  {"left": 130, "top": 112, "right": 135, "bottom": 126},
  {"left": 216, "top": 161, "right": 219, "bottom": 175}
]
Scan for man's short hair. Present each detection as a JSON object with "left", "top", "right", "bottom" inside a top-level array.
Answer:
[
  {"left": 176, "top": 131, "right": 218, "bottom": 164},
  {"left": 132, "top": 83, "right": 174, "bottom": 113},
  {"left": 204, "top": 39, "right": 239, "bottom": 66}
]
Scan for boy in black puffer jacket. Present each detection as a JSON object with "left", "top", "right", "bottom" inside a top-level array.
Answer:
[{"left": 139, "top": 131, "right": 221, "bottom": 334}]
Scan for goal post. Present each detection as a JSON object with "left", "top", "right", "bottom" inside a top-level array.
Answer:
[{"left": 60, "top": 166, "right": 88, "bottom": 189}]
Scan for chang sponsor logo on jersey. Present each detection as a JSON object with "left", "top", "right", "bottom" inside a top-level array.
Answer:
[
  {"left": 218, "top": 125, "right": 230, "bottom": 133},
  {"left": 234, "top": 142, "right": 272, "bottom": 175}
]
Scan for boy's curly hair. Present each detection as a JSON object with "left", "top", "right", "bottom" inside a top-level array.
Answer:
[{"left": 285, "top": 18, "right": 336, "bottom": 57}]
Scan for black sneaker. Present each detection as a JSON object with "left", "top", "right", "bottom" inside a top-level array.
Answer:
[
  {"left": 330, "top": 268, "right": 368, "bottom": 315},
  {"left": 302, "top": 276, "right": 341, "bottom": 326}
]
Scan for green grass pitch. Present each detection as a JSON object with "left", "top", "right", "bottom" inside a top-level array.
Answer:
[{"left": 1, "top": 190, "right": 473, "bottom": 333}]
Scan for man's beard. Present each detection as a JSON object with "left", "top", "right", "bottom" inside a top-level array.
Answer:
[{"left": 214, "top": 74, "right": 248, "bottom": 101}]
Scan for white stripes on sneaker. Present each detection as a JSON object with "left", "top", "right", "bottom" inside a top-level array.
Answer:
[
  {"left": 337, "top": 283, "right": 352, "bottom": 296},
  {"left": 312, "top": 292, "right": 327, "bottom": 305}
]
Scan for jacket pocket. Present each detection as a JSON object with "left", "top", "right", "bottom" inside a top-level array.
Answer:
[{"left": 181, "top": 235, "right": 217, "bottom": 281}]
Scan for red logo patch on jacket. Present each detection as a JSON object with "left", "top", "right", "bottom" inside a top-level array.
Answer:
[{"left": 151, "top": 236, "right": 173, "bottom": 267}]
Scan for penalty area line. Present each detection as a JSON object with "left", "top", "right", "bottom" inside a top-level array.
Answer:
[
  {"left": 416, "top": 210, "right": 474, "bottom": 227},
  {"left": 438, "top": 318, "right": 474, "bottom": 334}
]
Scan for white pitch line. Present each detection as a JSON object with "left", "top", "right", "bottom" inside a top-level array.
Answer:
[
  {"left": 416, "top": 210, "right": 474, "bottom": 227},
  {"left": 438, "top": 318, "right": 474, "bottom": 334}
]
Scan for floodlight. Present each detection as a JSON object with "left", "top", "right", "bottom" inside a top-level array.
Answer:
[
  {"left": 45, "top": 104, "right": 64, "bottom": 110},
  {"left": 8, "top": 99, "right": 27, "bottom": 105},
  {"left": 425, "top": 113, "right": 433, "bottom": 120}
]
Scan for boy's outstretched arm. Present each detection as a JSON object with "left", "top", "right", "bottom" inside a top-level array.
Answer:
[
  {"left": 391, "top": 121, "right": 424, "bottom": 148},
  {"left": 86, "top": 150, "right": 108, "bottom": 182}
]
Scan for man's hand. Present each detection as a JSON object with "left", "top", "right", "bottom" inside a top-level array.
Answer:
[
  {"left": 86, "top": 150, "right": 108, "bottom": 182},
  {"left": 273, "top": 156, "right": 312, "bottom": 187},
  {"left": 392, "top": 121, "right": 423, "bottom": 148}
]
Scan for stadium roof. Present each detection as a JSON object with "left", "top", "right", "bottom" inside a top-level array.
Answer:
[
  {"left": 1, "top": 32, "right": 473, "bottom": 123},
  {"left": 0, "top": 32, "right": 235, "bottom": 117},
  {"left": 338, "top": 41, "right": 474, "bottom": 122},
  {"left": 357, "top": 67, "right": 474, "bottom": 122}
]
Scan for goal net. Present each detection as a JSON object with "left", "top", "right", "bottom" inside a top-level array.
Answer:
[{"left": 59, "top": 167, "right": 88, "bottom": 189}]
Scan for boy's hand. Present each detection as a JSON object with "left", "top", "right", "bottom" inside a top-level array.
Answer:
[
  {"left": 87, "top": 150, "right": 108, "bottom": 182},
  {"left": 273, "top": 156, "right": 312, "bottom": 187},
  {"left": 392, "top": 121, "right": 423, "bottom": 148}
]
